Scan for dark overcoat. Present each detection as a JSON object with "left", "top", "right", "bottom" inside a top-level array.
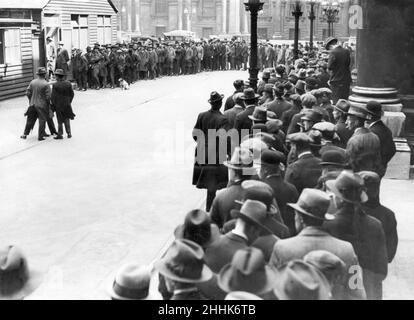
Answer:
[
  {"left": 370, "top": 120, "right": 396, "bottom": 168},
  {"left": 285, "top": 153, "right": 322, "bottom": 194},
  {"left": 51, "top": 80, "right": 75, "bottom": 122}
]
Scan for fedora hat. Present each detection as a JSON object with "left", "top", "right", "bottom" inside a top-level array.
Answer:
[
  {"left": 263, "top": 84, "right": 274, "bottom": 94},
  {"left": 232, "top": 200, "right": 273, "bottom": 234},
  {"left": 365, "top": 100, "right": 384, "bottom": 119},
  {"left": 36, "top": 67, "right": 47, "bottom": 75},
  {"left": 266, "top": 119, "right": 283, "bottom": 133},
  {"left": 225, "top": 291, "right": 263, "bottom": 300},
  {"left": 174, "top": 209, "right": 220, "bottom": 247},
  {"left": 288, "top": 188, "right": 335, "bottom": 221},
  {"left": 224, "top": 147, "right": 256, "bottom": 175},
  {"left": 273, "top": 260, "right": 332, "bottom": 300},
  {"left": 0, "top": 246, "right": 42, "bottom": 300},
  {"left": 325, "top": 171, "right": 368, "bottom": 204},
  {"left": 154, "top": 240, "right": 213, "bottom": 284},
  {"left": 218, "top": 247, "right": 277, "bottom": 295},
  {"left": 347, "top": 104, "right": 370, "bottom": 120},
  {"left": 54, "top": 69, "right": 66, "bottom": 76},
  {"left": 208, "top": 91, "right": 224, "bottom": 104},
  {"left": 248, "top": 106, "right": 268, "bottom": 122},
  {"left": 303, "top": 250, "right": 346, "bottom": 284},
  {"left": 334, "top": 99, "right": 351, "bottom": 114},
  {"left": 301, "top": 110, "right": 323, "bottom": 124},
  {"left": 107, "top": 264, "right": 153, "bottom": 300},
  {"left": 242, "top": 88, "right": 260, "bottom": 100},
  {"left": 320, "top": 149, "right": 347, "bottom": 167},
  {"left": 324, "top": 37, "right": 338, "bottom": 50}
]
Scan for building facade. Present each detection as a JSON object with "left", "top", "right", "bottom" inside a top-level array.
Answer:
[{"left": 114, "top": 0, "right": 353, "bottom": 41}]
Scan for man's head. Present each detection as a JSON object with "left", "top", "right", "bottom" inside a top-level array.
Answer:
[
  {"left": 288, "top": 132, "right": 313, "bottom": 155},
  {"left": 333, "top": 99, "right": 351, "bottom": 122},
  {"left": 233, "top": 79, "right": 244, "bottom": 92},
  {"left": 324, "top": 37, "right": 339, "bottom": 51},
  {"left": 242, "top": 88, "right": 260, "bottom": 106},
  {"left": 345, "top": 105, "right": 369, "bottom": 131},
  {"left": 208, "top": 91, "right": 224, "bottom": 110},
  {"left": 365, "top": 100, "right": 384, "bottom": 123},
  {"left": 301, "top": 94, "right": 317, "bottom": 109},
  {"left": 258, "top": 150, "right": 285, "bottom": 179}
]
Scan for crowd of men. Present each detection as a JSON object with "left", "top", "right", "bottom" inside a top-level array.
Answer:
[{"left": 2, "top": 37, "right": 395, "bottom": 301}]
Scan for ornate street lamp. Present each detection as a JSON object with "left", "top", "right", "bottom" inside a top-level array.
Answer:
[
  {"left": 306, "top": 0, "right": 318, "bottom": 51},
  {"left": 291, "top": 0, "right": 303, "bottom": 61},
  {"left": 321, "top": 0, "right": 344, "bottom": 37},
  {"left": 244, "top": 0, "right": 264, "bottom": 91}
]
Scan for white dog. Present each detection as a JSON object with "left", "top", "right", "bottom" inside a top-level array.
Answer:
[{"left": 119, "top": 78, "right": 130, "bottom": 90}]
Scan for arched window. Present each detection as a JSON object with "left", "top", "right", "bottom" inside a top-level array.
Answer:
[{"left": 155, "top": 0, "right": 168, "bottom": 15}]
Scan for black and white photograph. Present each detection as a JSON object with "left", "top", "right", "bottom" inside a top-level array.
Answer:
[{"left": 0, "top": 0, "right": 413, "bottom": 304}]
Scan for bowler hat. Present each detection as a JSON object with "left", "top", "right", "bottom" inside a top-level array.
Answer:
[
  {"left": 174, "top": 209, "right": 220, "bottom": 247},
  {"left": 0, "top": 246, "right": 43, "bottom": 300},
  {"left": 154, "top": 240, "right": 213, "bottom": 283},
  {"left": 36, "top": 67, "right": 47, "bottom": 75},
  {"left": 365, "top": 100, "right": 384, "bottom": 119},
  {"left": 303, "top": 250, "right": 346, "bottom": 284},
  {"left": 288, "top": 189, "right": 334, "bottom": 221},
  {"left": 324, "top": 37, "right": 338, "bottom": 50},
  {"left": 249, "top": 106, "right": 268, "bottom": 122},
  {"left": 242, "top": 88, "right": 260, "bottom": 100},
  {"left": 325, "top": 171, "right": 368, "bottom": 204},
  {"left": 320, "top": 149, "right": 347, "bottom": 167},
  {"left": 208, "top": 91, "right": 224, "bottom": 103},
  {"left": 218, "top": 247, "right": 277, "bottom": 295},
  {"left": 224, "top": 147, "right": 256, "bottom": 175},
  {"left": 107, "top": 264, "right": 153, "bottom": 300},
  {"left": 232, "top": 200, "right": 273, "bottom": 234},
  {"left": 54, "top": 69, "right": 66, "bottom": 76},
  {"left": 273, "top": 260, "right": 332, "bottom": 300},
  {"left": 334, "top": 99, "right": 351, "bottom": 114}
]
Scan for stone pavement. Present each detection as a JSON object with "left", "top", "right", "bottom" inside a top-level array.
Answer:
[{"left": 0, "top": 71, "right": 413, "bottom": 299}]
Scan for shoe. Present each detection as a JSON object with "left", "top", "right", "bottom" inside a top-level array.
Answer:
[
  {"left": 67, "top": 134, "right": 72, "bottom": 139},
  {"left": 54, "top": 136, "right": 63, "bottom": 140},
  {"left": 38, "top": 137, "right": 46, "bottom": 141},
  {"left": 44, "top": 134, "right": 51, "bottom": 137},
  {"left": 20, "top": 135, "right": 27, "bottom": 140}
]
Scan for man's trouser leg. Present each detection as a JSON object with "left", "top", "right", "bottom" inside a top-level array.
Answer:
[
  {"left": 24, "top": 113, "right": 38, "bottom": 136},
  {"left": 47, "top": 117, "right": 57, "bottom": 135},
  {"left": 64, "top": 119, "right": 71, "bottom": 136},
  {"left": 38, "top": 119, "right": 46, "bottom": 139}
]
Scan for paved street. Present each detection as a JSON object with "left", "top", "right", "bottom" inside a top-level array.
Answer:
[{"left": 0, "top": 71, "right": 413, "bottom": 299}]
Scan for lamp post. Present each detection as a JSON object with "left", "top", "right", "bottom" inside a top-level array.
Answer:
[
  {"left": 321, "top": 0, "right": 343, "bottom": 37},
  {"left": 291, "top": 0, "right": 303, "bottom": 61},
  {"left": 307, "top": 0, "right": 318, "bottom": 51},
  {"left": 244, "top": 0, "right": 264, "bottom": 92}
]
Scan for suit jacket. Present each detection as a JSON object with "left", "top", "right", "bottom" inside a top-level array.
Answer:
[
  {"left": 369, "top": 120, "right": 396, "bottom": 167},
  {"left": 266, "top": 98, "right": 293, "bottom": 119},
  {"left": 204, "top": 232, "right": 248, "bottom": 274},
  {"left": 335, "top": 119, "right": 354, "bottom": 148},
  {"left": 223, "top": 105, "right": 244, "bottom": 129},
  {"left": 51, "top": 80, "right": 75, "bottom": 121},
  {"left": 26, "top": 78, "right": 51, "bottom": 113},
  {"left": 323, "top": 206, "right": 388, "bottom": 299},
  {"left": 252, "top": 235, "right": 279, "bottom": 263},
  {"left": 281, "top": 105, "right": 301, "bottom": 134},
  {"left": 346, "top": 127, "right": 385, "bottom": 177},
  {"left": 327, "top": 46, "right": 352, "bottom": 84},
  {"left": 363, "top": 202, "right": 398, "bottom": 263},
  {"left": 234, "top": 104, "right": 256, "bottom": 141},
  {"left": 269, "top": 226, "right": 366, "bottom": 300},
  {"left": 224, "top": 91, "right": 238, "bottom": 111},
  {"left": 285, "top": 153, "right": 322, "bottom": 194},
  {"left": 263, "top": 174, "right": 299, "bottom": 235}
]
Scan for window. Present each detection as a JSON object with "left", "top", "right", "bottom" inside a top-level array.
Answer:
[
  {"left": 0, "top": 10, "right": 31, "bottom": 20},
  {"left": 97, "top": 15, "right": 112, "bottom": 45},
  {"left": 0, "top": 29, "right": 22, "bottom": 65},
  {"left": 71, "top": 15, "right": 89, "bottom": 49},
  {"left": 202, "top": 0, "right": 215, "bottom": 17},
  {"left": 155, "top": 0, "right": 168, "bottom": 15}
]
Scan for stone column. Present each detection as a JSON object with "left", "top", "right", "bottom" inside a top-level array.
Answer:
[
  {"left": 127, "top": 0, "right": 133, "bottom": 32},
  {"left": 134, "top": 0, "right": 141, "bottom": 34},
  {"left": 228, "top": 0, "right": 240, "bottom": 35},
  {"left": 349, "top": 0, "right": 414, "bottom": 176},
  {"left": 222, "top": 0, "right": 227, "bottom": 34},
  {"left": 178, "top": 0, "right": 183, "bottom": 30}
]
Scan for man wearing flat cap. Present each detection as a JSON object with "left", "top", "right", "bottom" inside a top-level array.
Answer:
[
  {"left": 224, "top": 80, "right": 244, "bottom": 111},
  {"left": 285, "top": 133, "right": 322, "bottom": 194},
  {"left": 325, "top": 37, "right": 352, "bottom": 103},
  {"left": 269, "top": 188, "right": 365, "bottom": 300},
  {"left": 365, "top": 101, "right": 396, "bottom": 172},
  {"left": 345, "top": 104, "right": 385, "bottom": 177}
]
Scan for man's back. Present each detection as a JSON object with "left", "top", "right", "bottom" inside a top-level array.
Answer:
[
  {"left": 328, "top": 46, "right": 352, "bottom": 84},
  {"left": 370, "top": 121, "right": 396, "bottom": 167},
  {"left": 285, "top": 153, "right": 322, "bottom": 193},
  {"left": 27, "top": 78, "right": 51, "bottom": 109}
]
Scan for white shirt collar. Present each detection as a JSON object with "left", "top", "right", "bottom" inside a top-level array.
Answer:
[
  {"left": 369, "top": 120, "right": 381, "bottom": 128},
  {"left": 232, "top": 229, "right": 248, "bottom": 241},
  {"left": 298, "top": 151, "right": 312, "bottom": 159}
]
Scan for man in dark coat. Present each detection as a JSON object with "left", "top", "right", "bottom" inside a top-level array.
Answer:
[
  {"left": 193, "top": 92, "right": 229, "bottom": 211},
  {"left": 333, "top": 99, "right": 354, "bottom": 148},
  {"left": 234, "top": 88, "right": 261, "bottom": 143},
  {"left": 365, "top": 101, "right": 396, "bottom": 171},
  {"left": 224, "top": 80, "right": 244, "bottom": 111},
  {"left": 56, "top": 42, "right": 70, "bottom": 74},
  {"left": 223, "top": 93, "right": 245, "bottom": 129},
  {"left": 269, "top": 188, "right": 366, "bottom": 300},
  {"left": 266, "top": 84, "right": 294, "bottom": 119},
  {"left": 281, "top": 94, "right": 302, "bottom": 134},
  {"left": 359, "top": 171, "right": 398, "bottom": 263},
  {"left": 285, "top": 133, "right": 322, "bottom": 194},
  {"left": 324, "top": 171, "right": 388, "bottom": 300},
  {"left": 325, "top": 37, "right": 352, "bottom": 103},
  {"left": 259, "top": 150, "right": 299, "bottom": 236},
  {"left": 50, "top": 69, "right": 75, "bottom": 140}
]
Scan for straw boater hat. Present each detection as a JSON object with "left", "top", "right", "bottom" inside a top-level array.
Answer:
[
  {"left": 0, "top": 246, "right": 43, "bottom": 300},
  {"left": 154, "top": 239, "right": 213, "bottom": 284},
  {"left": 218, "top": 247, "right": 277, "bottom": 295},
  {"left": 107, "top": 264, "right": 154, "bottom": 300}
]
